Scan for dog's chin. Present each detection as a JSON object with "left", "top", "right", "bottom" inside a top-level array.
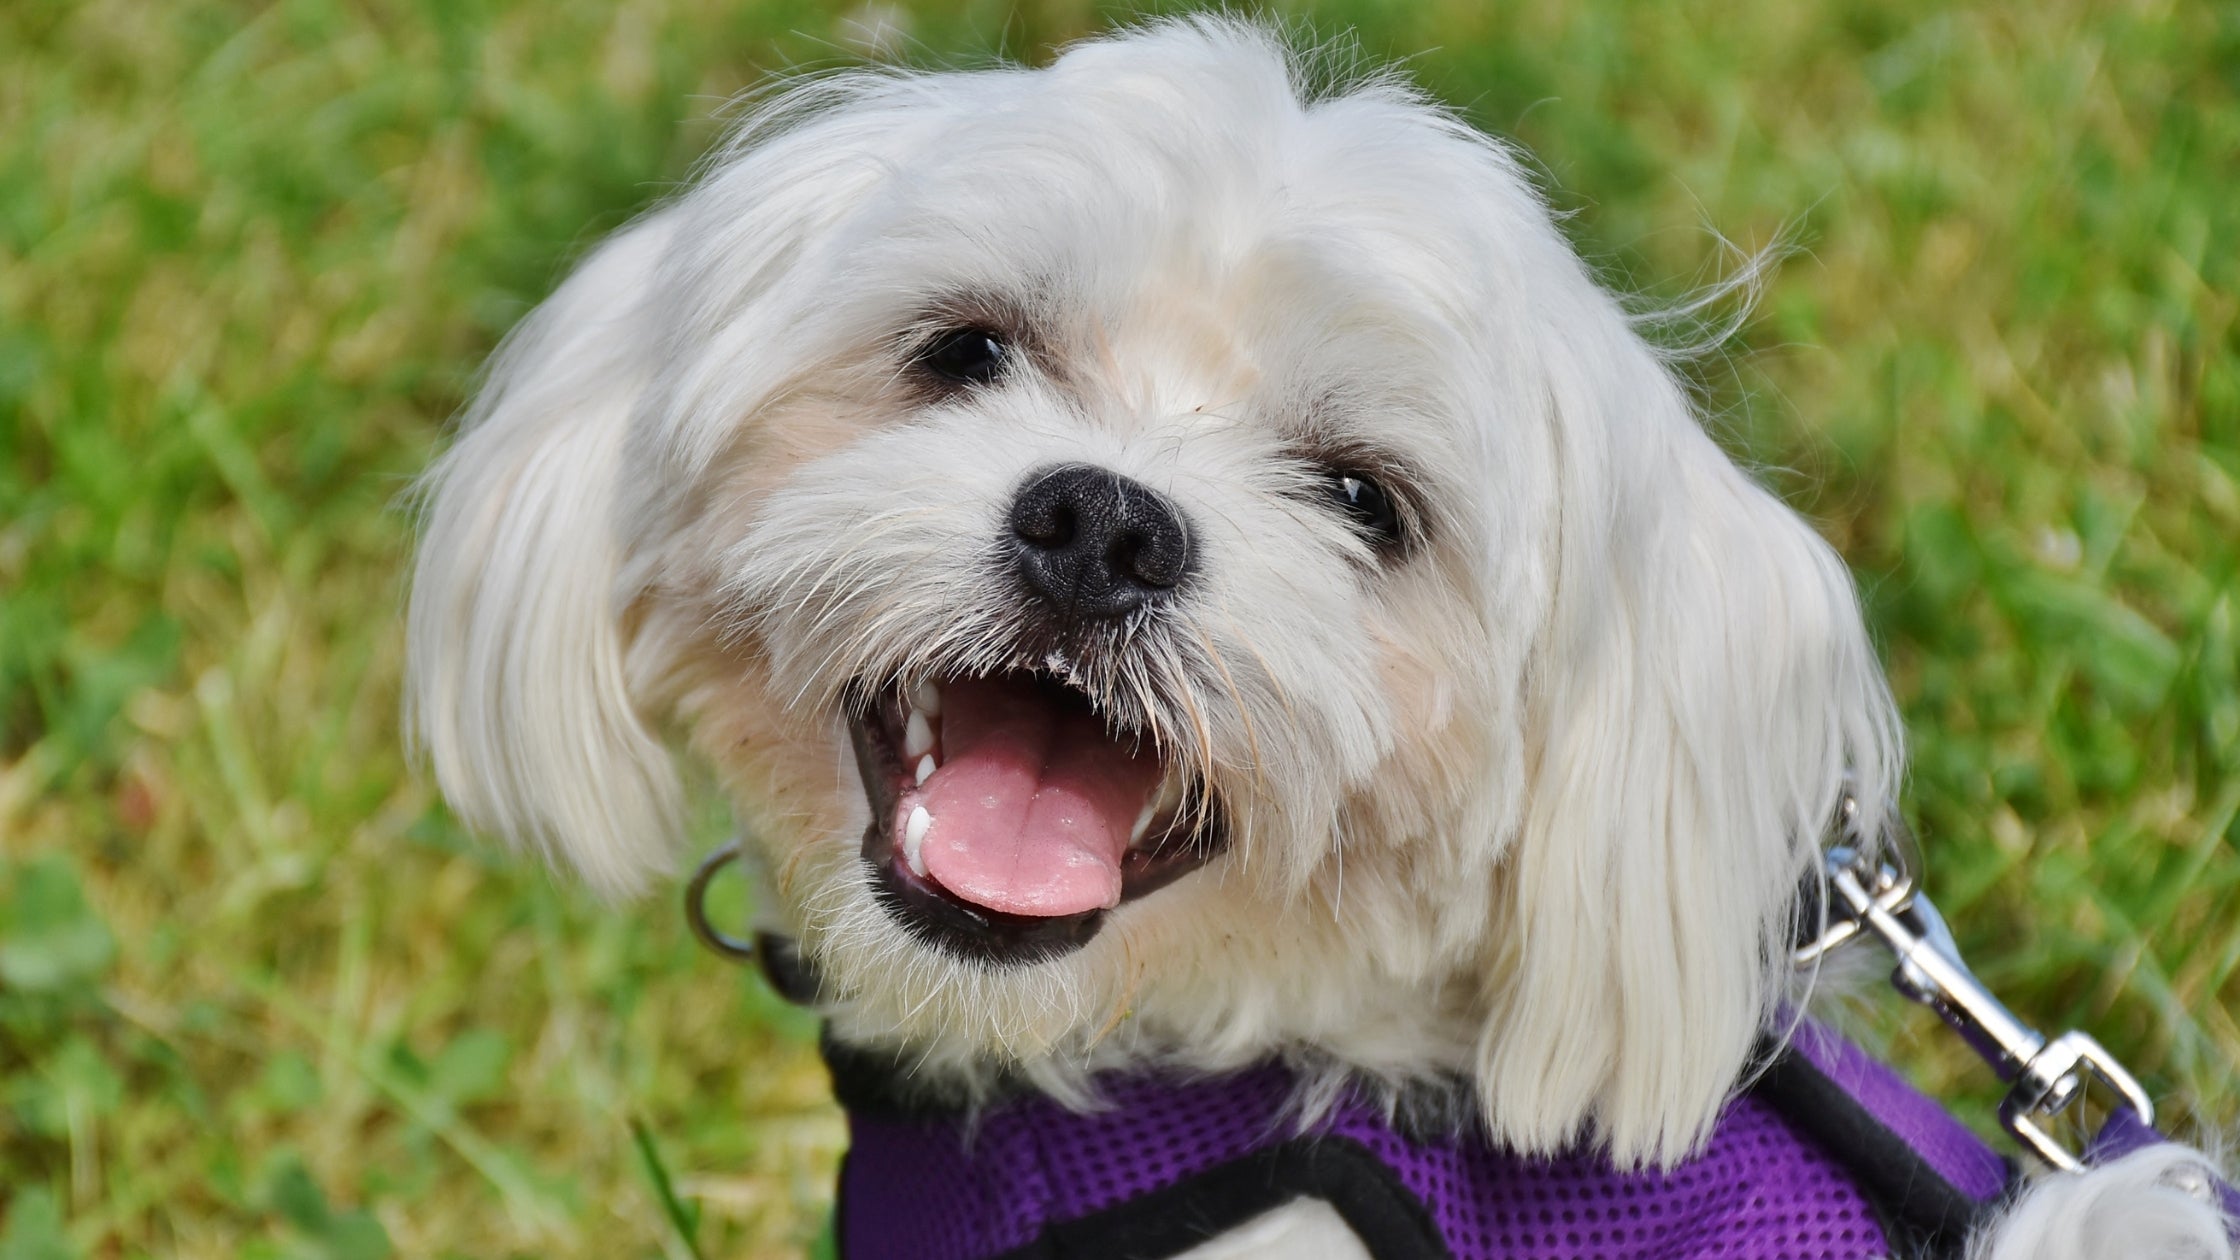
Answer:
[{"left": 847, "top": 668, "right": 1227, "bottom": 967}]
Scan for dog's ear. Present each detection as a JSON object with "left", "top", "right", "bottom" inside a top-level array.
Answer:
[
  {"left": 1475, "top": 283, "right": 1901, "bottom": 1166},
  {"left": 405, "top": 76, "right": 912, "bottom": 896},
  {"left": 405, "top": 219, "right": 686, "bottom": 898}
]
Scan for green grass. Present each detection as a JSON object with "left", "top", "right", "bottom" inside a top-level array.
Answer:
[{"left": 2, "top": 0, "right": 2235, "bottom": 1254}]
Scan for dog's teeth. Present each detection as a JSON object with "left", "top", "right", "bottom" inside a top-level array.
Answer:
[
  {"left": 911, "top": 679, "right": 942, "bottom": 718},
  {"left": 1130, "top": 797, "right": 1158, "bottom": 845},
  {"left": 903, "top": 806, "right": 931, "bottom": 876},
  {"left": 914, "top": 754, "right": 936, "bottom": 786},
  {"left": 1131, "top": 773, "right": 1186, "bottom": 846},
  {"left": 903, "top": 710, "right": 934, "bottom": 760}
]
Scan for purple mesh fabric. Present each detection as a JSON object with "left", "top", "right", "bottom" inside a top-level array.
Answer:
[
  {"left": 1315, "top": 1090, "right": 1887, "bottom": 1259},
  {"left": 1786, "top": 1024, "right": 2010, "bottom": 1201},
  {"left": 840, "top": 1066, "right": 1297, "bottom": 1258},
  {"left": 835, "top": 1032, "right": 1951, "bottom": 1260}
]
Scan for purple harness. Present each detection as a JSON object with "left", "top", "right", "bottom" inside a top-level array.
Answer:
[
  {"left": 693, "top": 832, "right": 2238, "bottom": 1260},
  {"left": 829, "top": 1025, "right": 2010, "bottom": 1260}
]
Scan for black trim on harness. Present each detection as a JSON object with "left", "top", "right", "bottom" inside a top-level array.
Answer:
[
  {"left": 823, "top": 1023, "right": 2020, "bottom": 1260},
  {"left": 823, "top": 1031, "right": 1019, "bottom": 1121},
  {"left": 1748, "top": 1035, "right": 2015, "bottom": 1258},
  {"left": 987, "top": 1135, "right": 1449, "bottom": 1260},
  {"left": 824, "top": 1037, "right": 1448, "bottom": 1259}
]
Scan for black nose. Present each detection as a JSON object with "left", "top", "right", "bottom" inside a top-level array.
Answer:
[{"left": 1008, "top": 464, "right": 1192, "bottom": 620}]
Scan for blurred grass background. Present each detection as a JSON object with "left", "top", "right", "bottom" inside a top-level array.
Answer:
[{"left": 2, "top": 0, "right": 2235, "bottom": 1255}]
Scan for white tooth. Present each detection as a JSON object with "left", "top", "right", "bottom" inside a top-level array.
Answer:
[
  {"left": 904, "top": 710, "right": 934, "bottom": 760},
  {"left": 915, "top": 754, "right": 936, "bottom": 786},
  {"left": 903, "top": 806, "right": 931, "bottom": 876},
  {"left": 912, "top": 679, "right": 942, "bottom": 718},
  {"left": 1131, "top": 798, "right": 1158, "bottom": 845}
]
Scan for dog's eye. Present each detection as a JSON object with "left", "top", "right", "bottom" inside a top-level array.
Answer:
[
  {"left": 915, "top": 327, "right": 1009, "bottom": 386},
  {"left": 1328, "top": 472, "right": 1402, "bottom": 546}
]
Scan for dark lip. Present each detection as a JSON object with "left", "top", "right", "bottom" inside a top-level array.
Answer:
[{"left": 849, "top": 673, "right": 1226, "bottom": 968}]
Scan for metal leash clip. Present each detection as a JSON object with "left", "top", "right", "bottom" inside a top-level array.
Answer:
[
  {"left": 685, "top": 839, "right": 759, "bottom": 963},
  {"left": 1799, "top": 793, "right": 2155, "bottom": 1172}
]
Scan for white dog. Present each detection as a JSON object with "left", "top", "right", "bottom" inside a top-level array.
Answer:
[{"left": 405, "top": 20, "right": 2232, "bottom": 1259}]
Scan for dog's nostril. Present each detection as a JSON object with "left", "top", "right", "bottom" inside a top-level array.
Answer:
[
  {"left": 1015, "top": 501, "right": 1076, "bottom": 549},
  {"left": 1108, "top": 528, "right": 1182, "bottom": 589},
  {"left": 1007, "top": 464, "right": 1192, "bottom": 619},
  {"left": 1107, "top": 532, "right": 1144, "bottom": 582}
]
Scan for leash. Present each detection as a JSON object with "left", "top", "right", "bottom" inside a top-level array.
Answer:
[{"left": 1796, "top": 790, "right": 2161, "bottom": 1174}]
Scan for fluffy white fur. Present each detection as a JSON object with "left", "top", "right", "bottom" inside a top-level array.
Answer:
[
  {"left": 1971, "top": 1144, "right": 2235, "bottom": 1260},
  {"left": 406, "top": 19, "right": 2233, "bottom": 1259}
]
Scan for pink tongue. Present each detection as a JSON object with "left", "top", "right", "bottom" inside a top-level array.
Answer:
[{"left": 913, "top": 677, "right": 1163, "bottom": 918}]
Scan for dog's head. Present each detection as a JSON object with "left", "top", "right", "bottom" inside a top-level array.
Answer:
[{"left": 407, "top": 19, "right": 1898, "bottom": 1164}]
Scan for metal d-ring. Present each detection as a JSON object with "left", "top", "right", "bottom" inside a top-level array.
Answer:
[
  {"left": 684, "top": 840, "right": 758, "bottom": 963},
  {"left": 1793, "top": 790, "right": 1921, "bottom": 967}
]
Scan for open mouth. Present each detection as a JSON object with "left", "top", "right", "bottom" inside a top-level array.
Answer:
[{"left": 850, "top": 670, "right": 1226, "bottom": 965}]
